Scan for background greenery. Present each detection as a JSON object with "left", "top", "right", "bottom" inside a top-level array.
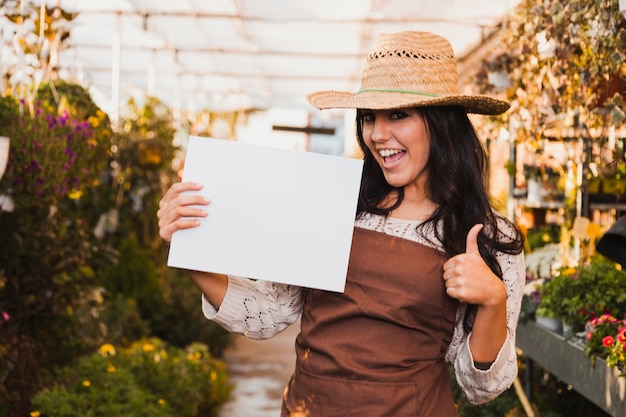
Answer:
[{"left": 0, "top": 0, "right": 624, "bottom": 416}]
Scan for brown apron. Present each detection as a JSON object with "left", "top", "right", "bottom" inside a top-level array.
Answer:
[{"left": 282, "top": 227, "right": 459, "bottom": 417}]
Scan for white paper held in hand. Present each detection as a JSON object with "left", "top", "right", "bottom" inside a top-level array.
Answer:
[{"left": 167, "top": 136, "right": 364, "bottom": 292}]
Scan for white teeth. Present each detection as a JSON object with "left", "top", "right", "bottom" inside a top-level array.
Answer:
[{"left": 379, "top": 149, "right": 403, "bottom": 158}]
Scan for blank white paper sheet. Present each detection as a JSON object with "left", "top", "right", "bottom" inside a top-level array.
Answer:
[{"left": 167, "top": 136, "right": 364, "bottom": 292}]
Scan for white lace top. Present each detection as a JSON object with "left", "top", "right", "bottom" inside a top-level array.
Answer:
[{"left": 201, "top": 212, "right": 526, "bottom": 405}]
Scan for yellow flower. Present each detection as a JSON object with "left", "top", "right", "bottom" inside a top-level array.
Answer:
[
  {"left": 88, "top": 115, "right": 101, "bottom": 127},
  {"left": 99, "top": 343, "right": 116, "bottom": 357},
  {"left": 82, "top": 380, "right": 91, "bottom": 387},
  {"left": 158, "top": 399, "right": 166, "bottom": 406},
  {"left": 67, "top": 189, "right": 83, "bottom": 200},
  {"left": 106, "top": 365, "right": 116, "bottom": 373},
  {"left": 142, "top": 343, "right": 155, "bottom": 352},
  {"left": 30, "top": 411, "right": 41, "bottom": 417}
]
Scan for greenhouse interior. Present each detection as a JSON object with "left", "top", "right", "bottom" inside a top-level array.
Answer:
[{"left": 0, "top": 0, "right": 625, "bottom": 416}]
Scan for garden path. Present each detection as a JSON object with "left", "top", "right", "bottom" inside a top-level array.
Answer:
[{"left": 219, "top": 319, "right": 300, "bottom": 417}]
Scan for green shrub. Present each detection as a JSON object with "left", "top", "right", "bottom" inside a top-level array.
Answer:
[
  {"left": 117, "top": 338, "right": 232, "bottom": 416},
  {"left": 539, "top": 256, "right": 626, "bottom": 329},
  {"left": 150, "top": 267, "right": 233, "bottom": 357},
  {"left": 31, "top": 354, "right": 172, "bottom": 417},
  {"left": 525, "top": 225, "right": 562, "bottom": 252},
  {"left": 31, "top": 338, "right": 232, "bottom": 417}
]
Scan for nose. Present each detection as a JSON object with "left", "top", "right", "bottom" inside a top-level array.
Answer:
[{"left": 369, "top": 117, "right": 391, "bottom": 143}]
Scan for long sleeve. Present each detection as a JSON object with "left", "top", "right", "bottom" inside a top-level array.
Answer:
[
  {"left": 446, "top": 238, "right": 526, "bottom": 404},
  {"left": 201, "top": 275, "right": 305, "bottom": 339}
]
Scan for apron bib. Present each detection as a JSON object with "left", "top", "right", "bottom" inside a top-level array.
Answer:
[{"left": 282, "top": 227, "right": 459, "bottom": 417}]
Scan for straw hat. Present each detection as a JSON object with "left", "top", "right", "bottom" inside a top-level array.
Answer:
[{"left": 307, "top": 31, "right": 509, "bottom": 115}]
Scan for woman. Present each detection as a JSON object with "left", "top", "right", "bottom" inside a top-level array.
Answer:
[{"left": 158, "top": 31, "right": 525, "bottom": 417}]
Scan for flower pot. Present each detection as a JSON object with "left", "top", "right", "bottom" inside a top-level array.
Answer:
[
  {"left": 562, "top": 320, "right": 574, "bottom": 337},
  {"left": 535, "top": 315, "right": 563, "bottom": 334},
  {"left": 527, "top": 179, "right": 542, "bottom": 203}
]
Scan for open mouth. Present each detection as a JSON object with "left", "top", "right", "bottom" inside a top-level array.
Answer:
[{"left": 379, "top": 149, "right": 406, "bottom": 164}]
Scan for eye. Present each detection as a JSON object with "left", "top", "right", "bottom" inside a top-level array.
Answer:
[
  {"left": 362, "top": 112, "right": 375, "bottom": 123},
  {"left": 391, "top": 110, "right": 408, "bottom": 120}
]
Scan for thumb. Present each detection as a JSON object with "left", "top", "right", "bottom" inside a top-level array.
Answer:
[{"left": 465, "top": 224, "right": 483, "bottom": 254}]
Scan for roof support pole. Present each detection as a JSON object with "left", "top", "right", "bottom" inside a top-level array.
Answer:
[
  {"left": 148, "top": 49, "right": 156, "bottom": 97},
  {"left": 111, "top": 11, "right": 121, "bottom": 128}
]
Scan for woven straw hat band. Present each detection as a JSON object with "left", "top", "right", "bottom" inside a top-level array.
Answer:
[
  {"left": 359, "top": 32, "right": 461, "bottom": 97},
  {"left": 307, "top": 31, "right": 510, "bottom": 115}
]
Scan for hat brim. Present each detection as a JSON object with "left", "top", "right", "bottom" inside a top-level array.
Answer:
[{"left": 307, "top": 90, "right": 510, "bottom": 115}]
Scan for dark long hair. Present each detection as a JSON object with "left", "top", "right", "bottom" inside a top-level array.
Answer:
[{"left": 355, "top": 105, "right": 524, "bottom": 331}]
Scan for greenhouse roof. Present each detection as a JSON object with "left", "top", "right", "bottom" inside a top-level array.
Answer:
[{"left": 23, "top": 0, "right": 520, "bottom": 113}]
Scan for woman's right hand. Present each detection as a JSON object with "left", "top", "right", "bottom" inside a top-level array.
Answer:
[
  {"left": 158, "top": 182, "right": 228, "bottom": 308},
  {"left": 157, "top": 182, "right": 209, "bottom": 244}
]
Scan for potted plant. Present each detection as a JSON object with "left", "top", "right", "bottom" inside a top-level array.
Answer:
[
  {"left": 583, "top": 313, "right": 626, "bottom": 376},
  {"left": 524, "top": 164, "right": 544, "bottom": 203},
  {"left": 534, "top": 305, "right": 564, "bottom": 334},
  {"left": 537, "top": 257, "right": 626, "bottom": 334}
]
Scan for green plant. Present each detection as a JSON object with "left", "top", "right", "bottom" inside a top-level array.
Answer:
[
  {"left": 479, "top": 0, "right": 626, "bottom": 136},
  {"left": 0, "top": 96, "right": 19, "bottom": 130},
  {"left": 149, "top": 267, "right": 233, "bottom": 357},
  {"left": 538, "top": 256, "right": 626, "bottom": 329},
  {"left": 583, "top": 313, "right": 626, "bottom": 375},
  {"left": 0, "top": 100, "right": 107, "bottom": 210},
  {"left": 116, "top": 338, "right": 233, "bottom": 416},
  {"left": 0, "top": 92, "right": 112, "bottom": 414},
  {"left": 30, "top": 338, "right": 232, "bottom": 417},
  {"left": 537, "top": 266, "right": 580, "bottom": 324},
  {"left": 31, "top": 354, "right": 173, "bottom": 417},
  {"left": 525, "top": 225, "right": 562, "bottom": 252}
]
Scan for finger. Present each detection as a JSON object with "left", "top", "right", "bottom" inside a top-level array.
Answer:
[
  {"left": 157, "top": 195, "right": 209, "bottom": 228},
  {"left": 158, "top": 205, "right": 208, "bottom": 241},
  {"left": 465, "top": 224, "right": 483, "bottom": 255},
  {"left": 160, "top": 182, "right": 204, "bottom": 207},
  {"left": 159, "top": 218, "right": 201, "bottom": 242},
  {"left": 158, "top": 182, "right": 209, "bottom": 243}
]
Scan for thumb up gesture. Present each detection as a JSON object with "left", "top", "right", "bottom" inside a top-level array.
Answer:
[{"left": 442, "top": 224, "right": 506, "bottom": 305}]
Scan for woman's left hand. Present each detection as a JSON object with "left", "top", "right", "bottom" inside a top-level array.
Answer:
[{"left": 442, "top": 224, "right": 506, "bottom": 307}]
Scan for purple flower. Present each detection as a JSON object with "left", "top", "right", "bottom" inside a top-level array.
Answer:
[
  {"left": 26, "top": 160, "right": 41, "bottom": 174},
  {"left": 530, "top": 290, "right": 541, "bottom": 306}
]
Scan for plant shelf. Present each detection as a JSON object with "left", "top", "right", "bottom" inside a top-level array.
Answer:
[{"left": 517, "top": 320, "right": 625, "bottom": 417}]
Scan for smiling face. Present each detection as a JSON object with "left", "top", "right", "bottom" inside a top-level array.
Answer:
[{"left": 361, "top": 108, "right": 431, "bottom": 196}]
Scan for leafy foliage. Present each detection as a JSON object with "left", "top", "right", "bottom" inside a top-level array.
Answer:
[
  {"left": 480, "top": 0, "right": 626, "bottom": 135},
  {"left": 31, "top": 338, "right": 232, "bottom": 417},
  {"left": 0, "top": 84, "right": 113, "bottom": 414},
  {"left": 538, "top": 256, "right": 626, "bottom": 328}
]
